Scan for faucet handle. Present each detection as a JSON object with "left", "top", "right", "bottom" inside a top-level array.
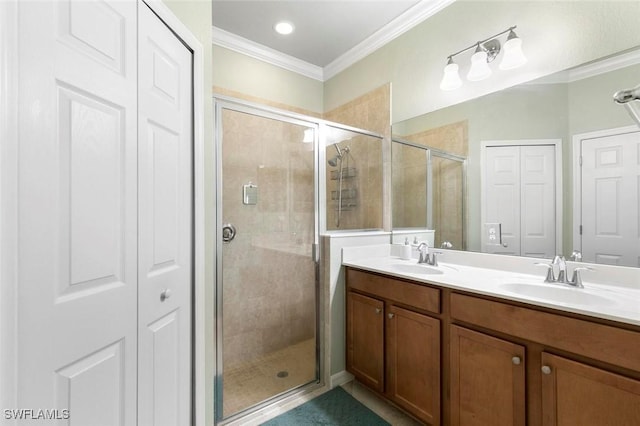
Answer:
[
  {"left": 570, "top": 266, "right": 594, "bottom": 288},
  {"left": 535, "top": 262, "right": 555, "bottom": 283},
  {"left": 430, "top": 251, "right": 443, "bottom": 267}
]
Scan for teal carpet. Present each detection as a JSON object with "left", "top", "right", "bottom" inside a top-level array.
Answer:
[{"left": 260, "top": 386, "right": 390, "bottom": 426}]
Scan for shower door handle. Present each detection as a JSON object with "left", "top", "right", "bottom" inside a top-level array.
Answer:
[{"left": 222, "top": 223, "right": 237, "bottom": 243}]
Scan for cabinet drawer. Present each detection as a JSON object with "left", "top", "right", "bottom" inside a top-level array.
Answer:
[
  {"left": 347, "top": 268, "right": 440, "bottom": 313},
  {"left": 451, "top": 292, "right": 640, "bottom": 372}
]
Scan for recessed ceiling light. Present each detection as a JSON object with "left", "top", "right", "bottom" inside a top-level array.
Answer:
[{"left": 274, "top": 21, "right": 295, "bottom": 35}]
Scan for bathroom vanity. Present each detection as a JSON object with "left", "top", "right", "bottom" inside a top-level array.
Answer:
[{"left": 343, "top": 247, "right": 640, "bottom": 426}]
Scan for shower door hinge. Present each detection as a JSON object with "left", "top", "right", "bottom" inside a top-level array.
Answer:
[
  {"left": 579, "top": 156, "right": 583, "bottom": 167},
  {"left": 579, "top": 225, "right": 583, "bottom": 235},
  {"left": 312, "top": 243, "right": 319, "bottom": 263}
]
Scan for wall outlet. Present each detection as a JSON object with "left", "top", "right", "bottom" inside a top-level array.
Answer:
[{"left": 484, "top": 223, "right": 502, "bottom": 245}]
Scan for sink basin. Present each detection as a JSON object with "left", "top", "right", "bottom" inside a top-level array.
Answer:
[
  {"left": 499, "top": 282, "right": 617, "bottom": 306},
  {"left": 391, "top": 263, "right": 444, "bottom": 275}
]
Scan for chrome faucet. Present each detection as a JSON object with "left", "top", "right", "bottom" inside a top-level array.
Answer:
[
  {"left": 536, "top": 254, "right": 593, "bottom": 288},
  {"left": 417, "top": 242, "right": 440, "bottom": 266},
  {"left": 553, "top": 255, "right": 567, "bottom": 283}
]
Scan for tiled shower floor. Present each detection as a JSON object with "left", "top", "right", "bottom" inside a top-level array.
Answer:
[{"left": 223, "top": 338, "right": 316, "bottom": 417}]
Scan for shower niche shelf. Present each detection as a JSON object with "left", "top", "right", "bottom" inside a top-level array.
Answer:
[
  {"left": 331, "top": 189, "right": 357, "bottom": 200},
  {"left": 330, "top": 167, "right": 357, "bottom": 180}
]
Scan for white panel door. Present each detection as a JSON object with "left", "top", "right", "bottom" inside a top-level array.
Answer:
[
  {"left": 581, "top": 131, "right": 640, "bottom": 266},
  {"left": 484, "top": 144, "right": 556, "bottom": 258},
  {"left": 16, "top": 1, "right": 138, "bottom": 424},
  {"left": 484, "top": 146, "right": 521, "bottom": 255},
  {"left": 137, "top": 4, "right": 193, "bottom": 425},
  {"left": 520, "top": 145, "right": 556, "bottom": 258}
]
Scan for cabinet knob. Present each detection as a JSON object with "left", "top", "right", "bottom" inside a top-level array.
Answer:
[
  {"left": 375, "top": 308, "right": 381, "bottom": 314},
  {"left": 388, "top": 313, "right": 395, "bottom": 319},
  {"left": 511, "top": 356, "right": 521, "bottom": 365},
  {"left": 541, "top": 365, "right": 552, "bottom": 375}
]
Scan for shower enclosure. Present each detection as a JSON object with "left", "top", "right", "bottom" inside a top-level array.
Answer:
[
  {"left": 213, "top": 97, "right": 384, "bottom": 422},
  {"left": 392, "top": 138, "right": 467, "bottom": 249},
  {"left": 214, "top": 99, "right": 319, "bottom": 421}
]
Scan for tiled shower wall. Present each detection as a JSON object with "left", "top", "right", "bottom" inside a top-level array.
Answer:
[{"left": 221, "top": 110, "right": 316, "bottom": 367}]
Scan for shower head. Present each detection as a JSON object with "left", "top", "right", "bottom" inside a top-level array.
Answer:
[{"left": 327, "top": 144, "right": 349, "bottom": 167}]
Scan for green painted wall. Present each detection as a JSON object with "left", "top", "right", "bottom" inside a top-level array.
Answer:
[
  {"left": 213, "top": 45, "right": 324, "bottom": 113},
  {"left": 325, "top": 1, "right": 640, "bottom": 122}
]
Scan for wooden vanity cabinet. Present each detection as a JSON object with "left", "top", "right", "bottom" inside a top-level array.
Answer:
[
  {"left": 449, "top": 325, "right": 526, "bottom": 426},
  {"left": 346, "top": 268, "right": 441, "bottom": 425},
  {"left": 450, "top": 292, "right": 640, "bottom": 426},
  {"left": 346, "top": 268, "right": 640, "bottom": 425},
  {"left": 387, "top": 305, "right": 440, "bottom": 424},
  {"left": 541, "top": 352, "right": 640, "bottom": 425},
  {"left": 347, "top": 292, "right": 384, "bottom": 392}
]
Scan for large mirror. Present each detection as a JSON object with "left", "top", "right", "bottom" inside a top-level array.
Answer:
[{"left": 392, "top": 47, "right": 640, "bottom": 267}]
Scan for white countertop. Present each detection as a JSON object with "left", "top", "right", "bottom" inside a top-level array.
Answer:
[{"left": 342, "top": 245, "right": 640, "bottom": 327}]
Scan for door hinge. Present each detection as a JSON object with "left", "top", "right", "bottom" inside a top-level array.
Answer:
[
  {"left": 579, "top": 225, "right": 583, "bottom": 235},
  {"left": 579, "top": 156, "right": 583, "bottom": 167}
]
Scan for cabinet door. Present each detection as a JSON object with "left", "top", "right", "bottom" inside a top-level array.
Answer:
[
  {"left": 541, "top": 352, "right": 640, "bottom": 425},
  {"left": 450, "top": 325, "right": 525, "bottom": 426},
  {"left": 387, "top": 305, "right": 440, "bottom": 425},
  {"left": 347, "top": 292, "right": 384, "bottom": 392}
]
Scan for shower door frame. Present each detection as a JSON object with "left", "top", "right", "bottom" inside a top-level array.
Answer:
[
  {"left": 213, "top": 96, "right": 386, "bottom": 423},
  {"left": 213, "top": 96, "right": 323, "bottom": 424},
  {"left": 392, "top": 137, "right": 468, "bottom": 249}
]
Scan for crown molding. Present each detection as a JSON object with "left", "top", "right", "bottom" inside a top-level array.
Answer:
[
  {"left": 323, "top": 0, "right": 456, "bottom": 80},
  {"left": 531, "top": 47, "right": 640, "bottom": 85},
  {"left": 213, "top": 0, "right": 455, "bottom": 82},
  {"left": 212, "top": 26, "right": 324, "bottom": 81},
  {"left": 568, "top": 47, "right": 640, "bottom": 82}
]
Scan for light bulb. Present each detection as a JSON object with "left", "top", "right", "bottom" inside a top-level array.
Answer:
[
  {"left": 440, "top": 59, "right": 462, "bottom": 91},
  {"left": 274, "top": 21, "right": 294, "bottom": 35},
  {"left": 500, "top": 30, "right": 527, "bottom": 70},
  {"left": 467, "top": 48, "right": 492, "bottom": 81}
]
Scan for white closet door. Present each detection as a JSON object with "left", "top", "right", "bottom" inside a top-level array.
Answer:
[
  {"left": 484, "top": 144, "right": 556, "bottom": 258},
  {"left": 137, "top": 4, "right": 193, "bottom": 425},
  {"left": 520, "top": 145, "right": 556, "bottom": 258},
  {"left": 16, "top": 1, "right": 138, "bottom": 424},
  {"left": 484, "top": 146, "right": 521, "bottom": 255},
  {"left": 581, "top": 131, "right": 640, "bottom": 266}
]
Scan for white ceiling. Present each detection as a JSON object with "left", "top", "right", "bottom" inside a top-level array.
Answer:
[{"left": 212, "top": 0, "right": 454, "bottom": 81}]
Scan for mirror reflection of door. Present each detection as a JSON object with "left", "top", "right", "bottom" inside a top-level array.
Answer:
[
  {"left": 482, "top": 140, "right": 560, "bottom": 258},
  {"left": 577, "top": 128, "right": 640, "bottom": 267}
]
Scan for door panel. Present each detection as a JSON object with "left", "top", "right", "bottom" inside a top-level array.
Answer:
[
  {"left": 521, "top": 145, "right": 555, "bottom": 258},
  {"left": 581, "top": 131, "right": 640, "bottom": 266},
  {"left": 450, "top": 325, "right": 526, "bottom": 426},
  {"left": 217, "top": 107, "right": 318, "bottom": 418},
  {"left": 541, "top": 352, "right": 640, "bottom": 425},
  {"left": 484, "top": 146, "right": 521, "bottom": 255},
  {"left": 347, "top": 292, "right": 385, "bottom": 392},
  {"left": 17, "top": 1, "right": 138, "bottom": 423},
  {"left": 138, "top": 4, "right": 193, "bottom": 425},
  {"left": 387, "top": 305, "right": 440, "bottom": 425}
]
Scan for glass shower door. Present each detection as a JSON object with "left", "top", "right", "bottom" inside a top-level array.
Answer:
[{"left": 215, "top": 104, "right": 319, "bottom": 420}]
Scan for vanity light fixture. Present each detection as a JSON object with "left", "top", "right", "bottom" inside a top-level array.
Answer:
[
  {"left": 440, "top": 26, "right": 527, "bottom": 91},
  {"left": 274, "top": 21, "right": 295, "bottom": 35}
]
